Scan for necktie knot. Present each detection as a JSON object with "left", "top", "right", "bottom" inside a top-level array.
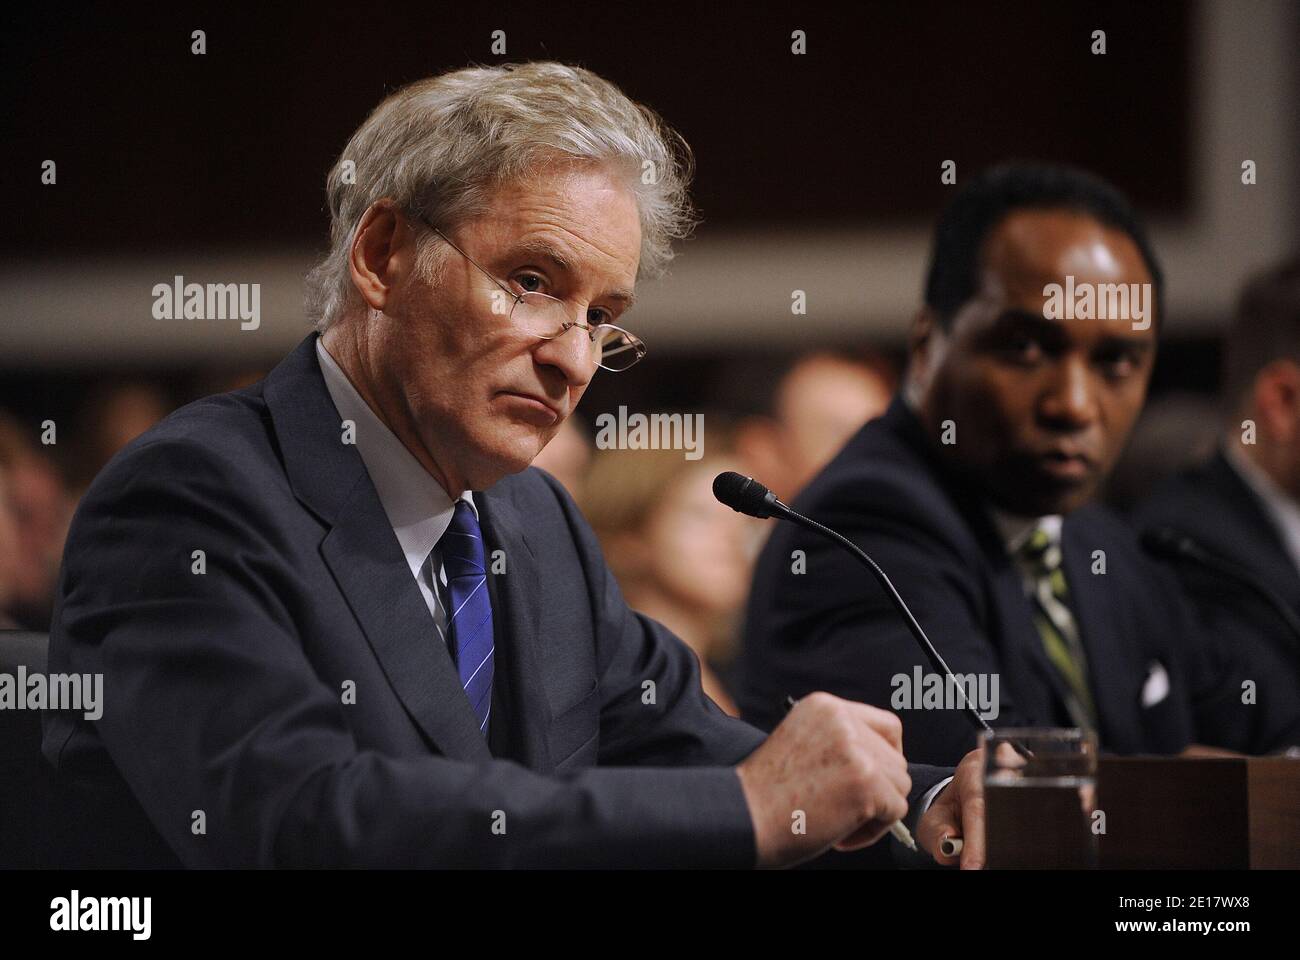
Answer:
[
  {"left": 1018, "top": 525, "right": 1063, "bottom": 580},
  {"left": 439, "top": 500, "right": 485, "bottom": 580}
]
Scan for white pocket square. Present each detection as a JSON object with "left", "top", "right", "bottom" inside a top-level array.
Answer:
[{"left": 1141, "top": 661, "right": 1170, "bottom": 708}]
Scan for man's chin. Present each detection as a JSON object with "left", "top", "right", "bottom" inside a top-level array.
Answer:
[
  {"left": 996, "top": 484, "right": 1095, "bottom": 518},
  {"left": 467, "top": 435, "right": 548, "bottom": 485}
]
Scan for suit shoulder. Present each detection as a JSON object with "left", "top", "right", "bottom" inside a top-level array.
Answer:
[
  {"left": 77, "top": 387, "right": 282, "bottom": 511},
  {"left": 794, "top": 416, "right": 971, "bottom": 543},
  {"left": 1131, "top": 461, "right": 1226, "bottom": 530}
]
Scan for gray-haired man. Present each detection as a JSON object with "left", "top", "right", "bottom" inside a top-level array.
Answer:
[{"left": 46, "top": 62, "right": 982, "bottom": 868}]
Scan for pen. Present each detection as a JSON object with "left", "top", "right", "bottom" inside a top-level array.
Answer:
[{"left": 782, "top": 694, "right": 918, "bottom": 852}]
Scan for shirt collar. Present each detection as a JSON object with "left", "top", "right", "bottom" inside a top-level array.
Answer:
[
  {"left": 315, "top": 337, "right": 476, "bottom": 580},
  {"left": 1223, "top": 440, "right": 1300, "bottom": 574},
  {"left": 990, "top": 508, "right": 1063, "bottom": 556}
]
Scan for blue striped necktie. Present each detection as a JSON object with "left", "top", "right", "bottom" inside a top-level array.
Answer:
[{"left": 438, "top": 500, "right": 494, "bottom": 736}]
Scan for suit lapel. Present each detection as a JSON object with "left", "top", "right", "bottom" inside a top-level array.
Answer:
[
  {"left": 475, "top": 488, "right": 555, "bottom": 774},
  {"left": 265, "top": 333, "right": 490, "bottom": 761},
  {"left": 1061, "top": 520, "right": 1134, "bottom": 745}
]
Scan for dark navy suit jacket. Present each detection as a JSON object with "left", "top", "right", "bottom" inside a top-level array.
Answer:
[
  {"left": 1133, "top": 451, "right": 1300, "bottom": 753},
  {"left": 43, "top": 334, "right": 946, "bottom": 868},
  {"left": 737, "top": 396, "right": 1207, "bottom": 766}
]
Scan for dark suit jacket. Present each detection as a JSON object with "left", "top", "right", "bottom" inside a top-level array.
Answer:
[
  {"left": 1132, "top": 450, "right": 1300, "bottom": 753},
  {"left": 737, "top": 396, "right": 1203, "bottom": 767},
  {"left": 43, "top": 334, "right": 946, "bottom": 868}
]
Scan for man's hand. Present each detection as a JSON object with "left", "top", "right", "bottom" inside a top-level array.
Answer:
[
  {"left": 918, "top": 745, "right": 984, "bottom": 868},
  {"left": 735, "top": 692, "right": 911, "bottom": 869}
]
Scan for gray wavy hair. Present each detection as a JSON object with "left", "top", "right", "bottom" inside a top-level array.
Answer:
[{"left": 305, "top": 61, "right": 698, "bottom": 331}]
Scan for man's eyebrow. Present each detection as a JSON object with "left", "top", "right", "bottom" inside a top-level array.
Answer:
[
  {"left": 990, "top": 308, "right": 1063, "bottom": 330},
  {"left": 510, "top": 238, "right": 637, "bottom": 309},
  {"left": 991, "top": 309, "right": 1153, "bottom": 349}
]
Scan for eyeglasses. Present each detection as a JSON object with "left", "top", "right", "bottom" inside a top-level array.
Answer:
[{"left": 415, "top": 214, "right": 647, "bottom": 372}]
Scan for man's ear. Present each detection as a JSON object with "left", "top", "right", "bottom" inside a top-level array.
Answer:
[
  {"left": 348, "top": 199, "right": 412, "bottom": 313},
  {"left": 1253, "top": 359, "right": 1300, "bottom": 442},
  {"left": 909, "top": 306, "right": 938, "bottom": 359},
  {"left": 905, "top": 307, "right": 945, "bottom": 401}
]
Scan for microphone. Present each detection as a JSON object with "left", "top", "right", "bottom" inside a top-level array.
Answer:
[
  {"left": 1141, "top": 525, "right": 1300, "bottom": 662},
  {"left": 711, "top": 470, "right": 784, "bottom": 520},
  {"left": 713, "top": 471, "right": 996, "bottom": 737}
]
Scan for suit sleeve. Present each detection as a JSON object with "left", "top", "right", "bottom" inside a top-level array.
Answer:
[{"left": 48, "top": 439, "right": 759, "bottom": 868}]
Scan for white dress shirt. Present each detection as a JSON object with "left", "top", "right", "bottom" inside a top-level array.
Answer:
[
  {"left": 1224, "top": 441, "right": 1300, "bottom": 578},
  {"left": 315, "top": 337, "right": 476, "bottom": 650}
]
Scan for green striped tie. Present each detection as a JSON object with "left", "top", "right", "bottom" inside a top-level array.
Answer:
[{"left": 1018, "top": 526, "right": 1098, "bottom": 731}]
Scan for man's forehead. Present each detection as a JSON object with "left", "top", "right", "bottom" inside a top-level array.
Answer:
[
  {"left": 503, "top": 231, "right": 639, "bottom": 304},
  {"left": 982, "top": 209, "right": 1150, "bottom": 291}
]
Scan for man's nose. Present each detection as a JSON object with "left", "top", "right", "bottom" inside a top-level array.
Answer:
[
  {"left": 532, "top": 323, "right": 596, "bottom": 388},
  {"left": 1039, "top": 355, "right": 1098, "bottom": 428}
]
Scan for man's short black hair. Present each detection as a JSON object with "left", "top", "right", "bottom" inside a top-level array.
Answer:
[
  {"left": 923, "top": 162, "right": 1165, "bottom": 329},
  {"left": 1223, "top": 257, "right": 1300, "bottom": 409}
]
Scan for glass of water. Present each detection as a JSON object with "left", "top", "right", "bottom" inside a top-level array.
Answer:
[{"left": 981, "top": 727, "right": 1099, "bottom": 869}]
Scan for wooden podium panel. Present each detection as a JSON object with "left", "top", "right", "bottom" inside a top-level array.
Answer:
[
  {"left": 1247, "top": 759, "right": 1300, "bottom": 868},
  {"left": 1096, "top": 757, "right": 1299, "bottom": 869}
]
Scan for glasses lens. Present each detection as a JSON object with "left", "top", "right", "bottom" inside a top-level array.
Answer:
[
  {"left": 512, "top": 293, "right": 644, "bottom": 371},
  {"left": 511, "top": 292, "right": 568, "bottom": 338},
  {"left": 593, "top": 327, "right": 645, "bottom": 371}
]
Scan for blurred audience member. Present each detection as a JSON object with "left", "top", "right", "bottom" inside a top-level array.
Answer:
[
  {"left": 1135, "top": 258, "right": 1300, "bottom": 753},
  {"left": 0, "top": 464, "right": 21, "bottom": 629},
  {"left": 1103, "top": 391, "right": 1220, "bottom": 510},
  {"left": 732, "top": 351, "right": 895, "bottom": 505},
  {"left": 190, "top": 368, "right": 271, "bottom": 400},
  {"left": 70, "top": 381, "right": 171, "bottom": 492},
  {"left": 532, "top": 414, "right": 594, "bottom": 500},
  {"left": 0, "top": 412, "right": 73, "bottom": 631},
  {"left": 582, "top": 444, "right": 752, "bottom": 714}
]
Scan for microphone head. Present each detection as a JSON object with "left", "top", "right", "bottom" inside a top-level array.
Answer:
[{"left": 713, "top": 471, "right": 779, "bottom": 519}]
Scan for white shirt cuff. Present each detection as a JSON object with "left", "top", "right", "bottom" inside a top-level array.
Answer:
[{"left": 918, "top": 775, "right": 954, "bottom": 817}]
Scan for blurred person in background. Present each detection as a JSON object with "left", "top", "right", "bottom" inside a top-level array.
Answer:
[
  {"left": 1135, "top": 258, "right": 1300, "bottom": 753},
  {"left": 531, "top": 413, "right": 594, "bottom": 500},
  {"left": 732, "top": 351, "right": 894, "bottom": 506},
  {"left": 0, "top": 411, "right": 73, "bottom": 631},
  {"left": 582, "top": 443, "right": 751, "bottom": 714},
  {"left": 0, "top": 464, "right": 21, "bottom": 629},
  {"left": 1101, "top": 391, "right": 1220, "bottom": 510},
  {"left": 69, "top": 381, "right": 171, "bottom": 493}
]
